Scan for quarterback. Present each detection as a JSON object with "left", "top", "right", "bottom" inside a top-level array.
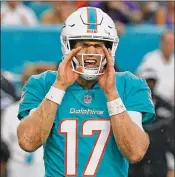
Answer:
[{"left": 17, "top": 7, "right": 155, "bottom": 177}]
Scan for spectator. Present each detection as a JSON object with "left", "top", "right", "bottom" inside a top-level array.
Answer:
[
  {"left": 129, "top": 68, "right": 174, "bottom": 177},
  {"left": 137, "top": 31, "right": 174, "bottom": 106},
  {"left": 1, "top": 63, "right": 56, "bottom": 177},
  {"left": 1, "top": 1, "right": 38, "bottom": 26},
  {"left": 107, "top": 1, "right": 143, "bottom": 24},
  {"left": 41, "top": 1, "right": 76, "bottom": 24},
  {"left": 0, "top": 141, "right": 10, "bottom": 177},
  {"left": 154, "top": 1, "right": 174, "bottom": 29},
  {"left": 139, "top": 2, "right": 160, "bottom": 22},
  {"left": 1, "top": 70, "right": 18, "bottom": 116},
  {"left": 21, "top": 63, "right": 56, "bottom": 85}
]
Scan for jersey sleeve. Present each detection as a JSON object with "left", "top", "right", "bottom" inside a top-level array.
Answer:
[
  {"left": 17, "top": 73, "right": 46, "bottom": 120},
  {"left": 124, "top": 72, "right": 155, "bottom": 125}
]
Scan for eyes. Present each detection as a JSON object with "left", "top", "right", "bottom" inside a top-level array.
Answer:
[
  {"left": 94, "top": 44, "right": 103, "bottom": 48},
  {"left": 79, "top": 43, "right": 104, "bottom": 49}
]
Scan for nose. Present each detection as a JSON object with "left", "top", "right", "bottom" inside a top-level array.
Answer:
[{"left": 86, "top": 45, "right": 96, "bottom": 55}]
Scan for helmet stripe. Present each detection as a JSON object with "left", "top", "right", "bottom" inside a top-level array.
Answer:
[{"left": 87, "top": 7, "right": 97, "bottom": 32}]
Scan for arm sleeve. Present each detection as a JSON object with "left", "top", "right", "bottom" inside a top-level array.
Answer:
[
  {"left": 17, "top": 74, "right": 46, "bottom": 120},
  {"left": 128, "top": 111, "right": 143, "bottom": 131},
  {"left": 124, "top": 72, "right": 155, "bottom": 125}
]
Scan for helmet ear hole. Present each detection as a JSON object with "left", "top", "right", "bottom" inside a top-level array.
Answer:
[
  {"left": 104, "top": 41, "right": 113, "bottom": 50},
  {"left": 69, "top": 40, "right": 77, "bottom": 50}
]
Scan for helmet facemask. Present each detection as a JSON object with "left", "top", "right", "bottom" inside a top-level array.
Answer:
[
  {"left": 72, "top": 53, "right": 106, "bottom": 80},
  {"left": 61, "top": 36, "right": 117, "bottom": 80}
]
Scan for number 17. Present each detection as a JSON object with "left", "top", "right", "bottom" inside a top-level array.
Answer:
[{"left": 59, "top": 119, "right": 111, "bottom": 176}]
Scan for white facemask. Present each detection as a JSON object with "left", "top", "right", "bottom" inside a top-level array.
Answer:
[{"left": 72, "top": 54, "right": 107, "bottom": 80}]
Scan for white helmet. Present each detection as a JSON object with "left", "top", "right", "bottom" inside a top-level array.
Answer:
[{"left": 60, "top": 7, "right": 119, "bottom": 80}]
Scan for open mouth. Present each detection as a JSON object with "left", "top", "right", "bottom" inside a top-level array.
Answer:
[{"left": 84, "top": 59, "right": 97, "bottom": 67}]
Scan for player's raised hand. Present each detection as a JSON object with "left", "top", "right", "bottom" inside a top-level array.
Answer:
[
  {"left": 98, "top": 47, "right": 118, "bottom": 101},
  {"left": 54, "top": 46, "right": 82, "bottom": 90}
]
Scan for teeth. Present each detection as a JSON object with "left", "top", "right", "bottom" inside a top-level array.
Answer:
[{"left": 84, "top": 59, "right": 96, "bottom": 64}]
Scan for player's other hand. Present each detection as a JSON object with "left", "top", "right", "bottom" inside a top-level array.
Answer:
[
  {"left": 54, "top": 46, "right": 82, "bottom": 91},
  {"left": 98, "top": 47, "right": 119, "bottom": 101}
]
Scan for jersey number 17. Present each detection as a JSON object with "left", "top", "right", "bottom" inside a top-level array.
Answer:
[{"left": 60, "top": 119, "right": 111, "bottom": 176}]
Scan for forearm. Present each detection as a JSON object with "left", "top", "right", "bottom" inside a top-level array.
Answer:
[
  {"left": 17, "top": 98, "right": 58, "bottom": 152},
  {"left": 17, "top": 81, "right": 65, "bottom": 152},
  {"left": 111, "top": 111, "right": 149, "bottom": 162},
  {"left": 107, "top": 92, "right": 149, "bottom": 163},
  {"left": 17, "top": 46, "right": 81, "bottom": 152}
]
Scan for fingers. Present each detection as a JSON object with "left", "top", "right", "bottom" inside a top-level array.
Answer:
[
  {"left": 58, "top": 46, "right": 82, "bottom": 72},
  {"left": 63, "top": 46, "right": 82, "bottom": 64},
  {"left": 102, "top": 46, "right": 114, "bottom": 71}
]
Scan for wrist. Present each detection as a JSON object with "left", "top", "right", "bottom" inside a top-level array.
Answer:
[
  {"left": 106, "top": 90, "right": 119, "bottom": 101},
  {"left": 45, "top": 86, "right": 65, "bottom": 105},
  {"left": 53, "top": 81, "right": 67, "bottom": 91},
  {"left": 107, "top": 97, "right": 126, "bottom": 116}
]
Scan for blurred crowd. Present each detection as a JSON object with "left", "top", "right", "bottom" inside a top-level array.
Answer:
[
  {"left": 1, "top": 1, "right": 174, "bottom": 35},
  {"left": 1, "top": 64, "right": 56, "bottom": 177},
  {"left": 1, "top": 1, "right": 174, "bottom": 177},
  {"left": 130, "top": 31, "right": 174, "bottom": 177}
]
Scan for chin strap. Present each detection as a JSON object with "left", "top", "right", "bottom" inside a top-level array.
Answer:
[{"left": 80, "top": 73, "right": 99, "bottom": 80}]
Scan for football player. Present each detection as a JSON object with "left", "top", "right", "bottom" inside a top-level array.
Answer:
[{"left": 17, "top": 7, "right": 155, "bottom": 177}]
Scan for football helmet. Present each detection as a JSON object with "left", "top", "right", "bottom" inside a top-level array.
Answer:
[{"left": 60, "top": 7, "right": 119, "bottom": 80}]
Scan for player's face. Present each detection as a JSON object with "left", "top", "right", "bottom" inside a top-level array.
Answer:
[{"left": 74, "top": 40, "right": 106, "bottom": 68}]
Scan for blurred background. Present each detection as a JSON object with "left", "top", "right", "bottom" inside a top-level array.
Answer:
[{"left": 1, "top": 1, "right": 174, "bottom": 177}]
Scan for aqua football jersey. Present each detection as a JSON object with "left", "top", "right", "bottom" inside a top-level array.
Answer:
[{"left": 18, "top": 71, "right": 155, "bottom": 177}]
